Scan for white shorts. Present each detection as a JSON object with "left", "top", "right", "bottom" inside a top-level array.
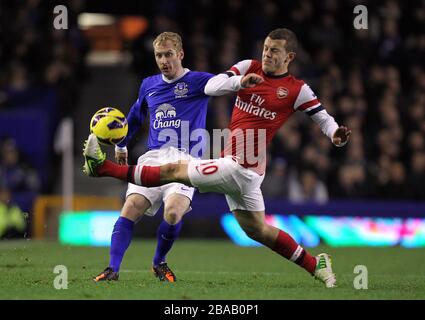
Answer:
[
  {"left": 126, "top": 147, "right": 195, "bottom": 216},
  {"left": 187, "top": 156, "right": 265, "bottom": 212}
]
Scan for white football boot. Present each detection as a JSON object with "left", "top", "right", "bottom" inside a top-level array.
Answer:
[{"left": 314, "top": 253, "right": 337, "bottom": 288}]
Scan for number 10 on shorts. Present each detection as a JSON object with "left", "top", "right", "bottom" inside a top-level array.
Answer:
[{"left": 196, "top": 161, "right": 218, "bottom": 175}]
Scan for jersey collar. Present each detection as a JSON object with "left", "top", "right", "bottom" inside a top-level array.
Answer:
[
  {"left": 264, "top": 71, "right": 289, "bottom": 79},
  {"left": 161, "top": 68, "right": 190, "bottom": 83}
]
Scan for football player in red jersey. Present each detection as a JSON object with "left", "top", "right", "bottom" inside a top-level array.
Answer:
[{"left": 84, "top": 28, "right": 350, "bottom": 287}]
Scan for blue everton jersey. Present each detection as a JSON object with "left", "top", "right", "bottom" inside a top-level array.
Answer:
[{"left": 118, "top": 70, "right": 213, "bottom": 158}]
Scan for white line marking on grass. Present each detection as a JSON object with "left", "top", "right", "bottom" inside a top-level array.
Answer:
[{"left": 119, "top": 270, "right": 285, "bottom": 276}]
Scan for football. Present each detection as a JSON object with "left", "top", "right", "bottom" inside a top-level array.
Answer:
[{"left": 90, "top": 107, "right": 128, "bottom": 145}]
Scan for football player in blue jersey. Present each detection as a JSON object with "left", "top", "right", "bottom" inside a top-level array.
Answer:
[{"left": 93, "top": 32, "right": 213, "bottom": 282}]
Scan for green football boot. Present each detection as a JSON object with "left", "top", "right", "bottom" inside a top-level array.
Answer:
[{"left": 83, "top": 133, "right": 106, "bottom": 177}]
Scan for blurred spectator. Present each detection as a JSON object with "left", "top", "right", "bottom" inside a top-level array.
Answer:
[
  {"left": 262, "top": 158, "right": 288, "bottom": 198},
  {"left": 288, "top": 167, "right": 329, "bottom": 204},
  {"left": 380, "top": 161, "right": 408, "bottom": 199},
  {"left": 408, "top": 131, "right": 424, "bottom": 152},
  {"left": 0, "top": 0, "right": 87, "bottom": 118},
  {"left": 0, "top": 184, "right": 27, "bottom": 239},
  {"left": 0, "top": 138, "right": 40, "bottom": 193},
  {"left": 332, "top": 163, "right": 368, "bottom": 199},
  {"left": 407, "top": 151, "right": 425, "bottom": 201}
]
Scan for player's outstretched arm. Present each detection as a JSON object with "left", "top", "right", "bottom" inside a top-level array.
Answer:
[
  {"left": 308, "top": 109, "right": 351, "bottom": 147},
  {"left": 204, "top": 73, "right": 244, "bottom": 96},
  {"left": 205, "top": 59, "right": 264, "bottom": 96},
  {"left": 204, "top": 72, "right": 264, "bottom": 96},
  {"left": 295, "top": 83, "right": 350, "bottom": 147}
]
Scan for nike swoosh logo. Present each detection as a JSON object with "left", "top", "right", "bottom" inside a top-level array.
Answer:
[
  {"left": 148, "top": 91, "right": 156, "bottom": 97},
  {"left": 181, "top": 187, "right": 190, "bottom": 191}
]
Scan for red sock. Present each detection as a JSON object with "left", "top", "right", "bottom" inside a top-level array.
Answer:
[
  {"left": 97, "top": 160, "right": 130, "bottom": 181},
  {"left": 272, "top": 230, "right": 317, "bottom": 274},
  {"left": 97, "top": 160, "right": 161, "bottom": 187},
  {"left": 134, "top": 165, "right": 161, "bottom": 187}
]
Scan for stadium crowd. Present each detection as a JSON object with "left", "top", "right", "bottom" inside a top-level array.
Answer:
[
  {"left": 0, "top": 0, "right": 87, "bottom": 237},
  {"left": 1, "top": 0, "right": 424, "bottom": 203},
  {"left": 0, "top": 0, "right": 87, "bottom": 119}
]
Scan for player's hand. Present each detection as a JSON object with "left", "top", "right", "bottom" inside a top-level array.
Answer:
[
  {"left": 115, "top": 150, "right": 128, "bottom": 165},
  {"left": 332, "top": 126, "right": 351, "bottom": 147},
  {"left": 241, "top": 73, "right": 264, "bottom": 88}
]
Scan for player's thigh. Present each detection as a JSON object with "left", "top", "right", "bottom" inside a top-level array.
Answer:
[
  {"left": 228, "top": 181, "right": 266, "bottom": 233},
  {"left": 163, "top": 192, "right": 192, "bottom": 224},
  {"left": 187, "top": 157, "right": 243, "bottom": 194},
  {"left": 121, "top": 193, "right": 151, "bottom": 222},
  {"left": 224, "top": 179, "right": 265, "bottom": 213}
]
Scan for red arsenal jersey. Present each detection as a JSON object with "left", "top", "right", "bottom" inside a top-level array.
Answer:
[{"left": 222, "top": 59, "right": 323, "bottom": 174}]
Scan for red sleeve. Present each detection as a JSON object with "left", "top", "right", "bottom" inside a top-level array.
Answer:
[{"left": 228, "top": 60, "right": 254, "bottom": 76}]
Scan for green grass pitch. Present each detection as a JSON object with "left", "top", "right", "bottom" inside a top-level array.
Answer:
[{"left": 0, "top": 239, "right": 424, "bottom": 299}]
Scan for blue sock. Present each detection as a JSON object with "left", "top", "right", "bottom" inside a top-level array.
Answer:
[
  {"left": 109, "top": 217, "right": 134, "bottom": 272},
  {"left": 153, "top": 220, "right": 182, "bottom": 266}
]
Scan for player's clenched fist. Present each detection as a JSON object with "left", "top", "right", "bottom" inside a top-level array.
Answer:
[
  {"left": 241, "top": 73, "right": 264, "bottom": 88},
  {"left": 115, "top": 150, "right": 128, "bottom": 165}
]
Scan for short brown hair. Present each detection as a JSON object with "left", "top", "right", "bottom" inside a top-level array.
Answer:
[
  {"left": 267, "top": 28, "right": 298, "bottom": 53},
  {"left": 153, "top": 32, "right": 183, "bottom": 51}
]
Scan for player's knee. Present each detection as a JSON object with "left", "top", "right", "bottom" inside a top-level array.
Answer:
[
  {"left": 121, "top": 207, "right": 141, "bottom": 222},
  {"left": 122, "top": 198, "right": 146, "bottom": 221},
  {"left": 164, "top": 211, "right": 182, "bottom": 225},
  {"left": 163, "top": 206, "right": 184, "bottom": 225}
]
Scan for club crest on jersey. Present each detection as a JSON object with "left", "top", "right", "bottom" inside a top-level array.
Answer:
[
  {"left": 153, "top": 103, "right": 181, "bottom": 129},
  {"left": 174, "top": 82, "right": 188, "bottom": 98},
  {"left": 276, "top": 87, "right": 288, "bottom": 99}
]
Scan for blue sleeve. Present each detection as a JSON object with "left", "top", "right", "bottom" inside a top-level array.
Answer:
[
  {"left": 117, "top": 81, "right": 148, "bottom": 148},
  {"left": 197, "top": 72, "right": 214, "bottom": 95}
]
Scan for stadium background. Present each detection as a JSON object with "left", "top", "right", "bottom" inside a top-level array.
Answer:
[{"left": 0, "top": 0, "right": 424, "bottom": 299}]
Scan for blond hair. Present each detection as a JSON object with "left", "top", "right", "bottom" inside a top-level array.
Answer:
[{"left": 153, "top": 32, "right": 183, "bottom": 51}]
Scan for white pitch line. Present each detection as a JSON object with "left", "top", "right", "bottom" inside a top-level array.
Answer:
[
  {"left": 119, "top": 270, "right": 285, "bottom": 276},
  {"left": 118, "top": 270, "right": 425, "bottom": 278}
]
